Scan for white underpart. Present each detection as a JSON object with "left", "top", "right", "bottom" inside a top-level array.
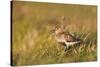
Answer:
[{"left": 65, "top": 41, "right": 80, "bottom": 46}]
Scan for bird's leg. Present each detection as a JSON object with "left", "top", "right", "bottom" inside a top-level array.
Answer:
[{"left": 64, "top": 45, "right": 69, "bottom": 52}]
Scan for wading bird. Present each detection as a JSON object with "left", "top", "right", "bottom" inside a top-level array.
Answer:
[{"left": 53, "top": 26, "right": 82, "bottom": 50}]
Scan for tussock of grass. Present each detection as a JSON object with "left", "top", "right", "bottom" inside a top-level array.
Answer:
[{"left": 12, "top": 30, "right": 97, "bottom": 65}]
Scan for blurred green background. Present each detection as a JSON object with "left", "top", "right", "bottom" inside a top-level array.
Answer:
[{"left": 12, "top": 1, "right": 97, "bottom": 66}]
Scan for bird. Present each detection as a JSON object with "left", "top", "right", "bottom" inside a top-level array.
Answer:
[{"left": 53, "top": 26, "right": 82, "bottom": 50}]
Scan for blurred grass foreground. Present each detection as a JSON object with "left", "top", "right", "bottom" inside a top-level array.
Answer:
[{"left": 11, "top": 1, "right": 97, "bottom": 66}]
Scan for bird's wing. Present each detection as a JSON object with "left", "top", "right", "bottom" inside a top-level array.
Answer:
[{"left": 64, "top": 34, "right": 76, "bottom": 42}]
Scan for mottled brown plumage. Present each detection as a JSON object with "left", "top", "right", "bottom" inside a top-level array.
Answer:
[{"left": 54, "top": 26, "right": 81, "bottom": 48}]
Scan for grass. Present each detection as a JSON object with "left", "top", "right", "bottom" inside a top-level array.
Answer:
[{"left": 12, "top": 1, "right": 97, "bottom": 66}]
